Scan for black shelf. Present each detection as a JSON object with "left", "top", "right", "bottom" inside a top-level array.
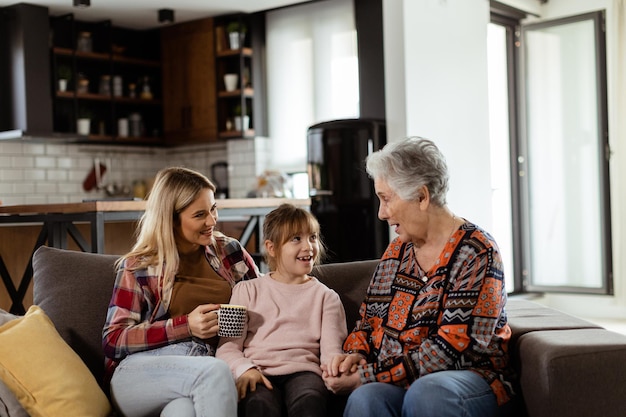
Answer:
[
  {"left": 49, "top": 14, "right": 163, "bottom": 143},
  {"left": 214, "top": 14, "right": 255, "bottom": 139}
]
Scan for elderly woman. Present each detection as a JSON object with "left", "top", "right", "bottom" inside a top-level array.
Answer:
[{"left": 322, "top": 137, "right": 516, "bottom": 417}]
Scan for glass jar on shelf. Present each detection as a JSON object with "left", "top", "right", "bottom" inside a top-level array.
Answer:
[
  {"left": 139, "top": 76, "right": 153, "bottom": 100},
  {"left": 76, "top": 73, "right": 89, "bottom": 94},
  {"left": 113, "top": 76, "right": 123, "bottom": 97},
  {"left": 99, "top": 75, "right": 111, "bottom": 96},
  {"left": 77, "top": 32, "right": 93, "bottom": 52}
]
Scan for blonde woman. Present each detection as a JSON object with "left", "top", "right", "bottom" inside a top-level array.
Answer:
[{"left": 103, "top": 167, "right": 260, "bottom": 417}]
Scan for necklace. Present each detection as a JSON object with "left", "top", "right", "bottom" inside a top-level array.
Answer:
[{"left": 412, "top": 213, "right": 458, "bottom": 275}]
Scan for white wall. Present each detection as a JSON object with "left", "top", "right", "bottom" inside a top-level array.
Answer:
[
  {"left": 382, "top": 0, "right": 626, "bottom": 320},
  {"left": 383, "top": 0, "right": 494, "bottom": 229}
]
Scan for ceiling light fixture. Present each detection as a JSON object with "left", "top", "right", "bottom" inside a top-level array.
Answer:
[
  {"left": 73, "top": 0, "right": 90, "bottom": 7},
  {"left": 158, "top": 9, "right": 175, "bottom": 24}
]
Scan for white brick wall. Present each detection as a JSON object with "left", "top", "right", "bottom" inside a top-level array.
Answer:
[
  {"left": 227, "top": 137, "right": 272, "bottom": 198},
  {"left": 0, "top": 140, "right": 233, "bottom": 206}
]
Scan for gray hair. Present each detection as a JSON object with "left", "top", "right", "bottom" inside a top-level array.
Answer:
[{"left": 365, "top": 137, "right": 449, "bottom": 206}]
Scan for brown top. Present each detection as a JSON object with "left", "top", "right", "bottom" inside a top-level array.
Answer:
[{"left": 170, "top": 249, "right": 232, "bottom": 347}]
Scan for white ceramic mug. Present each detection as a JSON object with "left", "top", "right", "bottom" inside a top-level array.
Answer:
[
  {"left": 224, "top": 74, "right": 238, "bottom": 92},
  {"left": 217, "top": 304, "right": 247, "bottom": 338}
]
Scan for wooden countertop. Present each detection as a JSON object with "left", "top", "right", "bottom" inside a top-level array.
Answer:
[{"left": 0, "top": 198, "right": 311, "bottom": 215}]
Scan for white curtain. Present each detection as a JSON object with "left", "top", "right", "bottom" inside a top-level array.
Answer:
[{"left": 265, "top": 0, "right": 359, "bottom": 172}]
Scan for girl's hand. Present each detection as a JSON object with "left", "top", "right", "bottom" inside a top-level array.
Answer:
[
  {"left": 236, "top": 368, "right": 273, "bottom": 400},
  {"left": 322, "top": 353, "right": 364, "bottom": 377},
  {"left": 187, "top": 304, "right": 219, "bottom": 339},
  {"left": 321, "top": 353, "right": 366, "bottom": 394}
]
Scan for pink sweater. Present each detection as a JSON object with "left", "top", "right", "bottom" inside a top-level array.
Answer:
[{"left": 216, "top": 274, "right": 347, "bottom": 379}]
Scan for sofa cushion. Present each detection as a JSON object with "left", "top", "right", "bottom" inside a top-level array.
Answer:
[
  {"left": 32, "top": 246, "right": 119, "bottom": 386},
  {"left": 312, "top": 260, "right": 378, "bottom": 331},
  {"left": 0, "top": 305, "right": 111, "bottom": 417},
  {"left": 518, "top": 328, "right": 626, "bottom": 417},
  {"left": 506, "top": 298, "right": 601, "bottom": 344}
]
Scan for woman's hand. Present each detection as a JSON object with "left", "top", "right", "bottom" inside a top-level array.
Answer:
[
  {"left": 236, "top": 368, "right": 273, "bottom": 400},
  {"left": 322, "top": 353, "right": 364, "bottom": 377},
  {"left": 321, "top": 353, "right": 366, "bottom": 394},
  {"left": 187, "top": 304, "right": 219, "bottom": 339}
]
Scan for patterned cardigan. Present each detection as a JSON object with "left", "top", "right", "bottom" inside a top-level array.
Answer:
[{"left": 344, "top": 221, "right": 516, "bottom": 405}]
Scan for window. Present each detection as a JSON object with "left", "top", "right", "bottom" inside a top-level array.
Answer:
[
  {"left": 265, "top": 0, "right": 359, "bottom": 173},
  {"left": 489, "top": 3, "right": 611, "bottom": 294},
  {"left": 521, "top": 11, "right": 611, "bottom": 294}
]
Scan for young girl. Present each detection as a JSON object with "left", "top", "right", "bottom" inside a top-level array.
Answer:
[{"left": 216, "top": 203, "right": 347, "bottom": 417}]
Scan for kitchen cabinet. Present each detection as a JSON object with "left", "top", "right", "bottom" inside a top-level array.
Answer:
[
  {"left": 161, "top": 18, "right": 218, "bottom": 144},
  {"left": 214, "top": 14, "right": 255, "bottom": 139},
  {"left": 49, "top": 14, "right": 163, "bottom": 145}
]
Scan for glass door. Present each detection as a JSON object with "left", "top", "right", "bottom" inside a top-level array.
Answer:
[{"left": 520, "top": 11, "right": 611, "bottom": 293}]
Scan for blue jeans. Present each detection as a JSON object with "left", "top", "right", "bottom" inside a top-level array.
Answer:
[
  {"left": 110, "top": 340, "right": 237, "bottom": 417},
  {"left": 343, "top": 370, "right": 504, "bottom": 417}
]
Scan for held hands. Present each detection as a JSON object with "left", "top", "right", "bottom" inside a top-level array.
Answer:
[
  {"left": 321, "top": 353, "right": 366, "bottom": 394},
  {"left": 187, "top": 304, "right": 220, "bottom": 339},
  {"left": 236, "top": 368, "right": 273, "bottom": 400}
]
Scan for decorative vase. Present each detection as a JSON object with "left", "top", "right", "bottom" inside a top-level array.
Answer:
[
  {"left": 224, "top": 74, "right": 238, "bottom": 92},
  {"left": 228, "top": 32, "right": 243, "bottom": 50},
  {"left": 58, "top": 79, "right": 67, "bottom": 92},
  {"left": 77, "top": 118, "right": 90, "bottom": 135},
  {"left": 234, "top": 115, "right": 250, "bottom": 132}
]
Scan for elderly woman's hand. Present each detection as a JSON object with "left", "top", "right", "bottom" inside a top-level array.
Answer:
[
  {"left": 187, "top": 304, "right": 220, "bottom": 339},
  {"left": 321, "top": 353, "right": 366, "bottom": 394}
]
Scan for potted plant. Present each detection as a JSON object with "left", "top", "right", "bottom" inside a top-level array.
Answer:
[
  {"left": 233, "top": 103, "right": 250, "bottom": 132},
  {"left": 57, "top": 65, "right": 72, "bottom": 92},
  {"left": 226, "top": 21, "right": 247, "bottom": 50}
]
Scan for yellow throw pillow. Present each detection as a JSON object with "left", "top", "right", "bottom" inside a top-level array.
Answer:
[{"left": 0, "top": 305, "right": 112, "bottom": 417}]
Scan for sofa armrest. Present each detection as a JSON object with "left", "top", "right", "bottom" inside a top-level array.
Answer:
[{"left": 518, "top": 328, "right": 626, "bottom": 417}]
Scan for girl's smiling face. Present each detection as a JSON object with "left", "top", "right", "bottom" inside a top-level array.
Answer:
[
  {"left": 174, "top": 188, "right": 218, "bottom": 253},
  {"left": 268, "top": 231, "right": 319, "bottom": 281}
]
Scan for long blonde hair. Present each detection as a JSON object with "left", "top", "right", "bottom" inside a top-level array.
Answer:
[{"left": 117, "top": 167, "right": 216, "bottom": 281}]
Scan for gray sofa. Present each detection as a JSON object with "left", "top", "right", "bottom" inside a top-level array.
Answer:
[{"left": 2, "top": 245, "right": 626, "bottom": 416}]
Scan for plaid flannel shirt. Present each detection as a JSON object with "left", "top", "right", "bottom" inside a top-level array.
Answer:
[{"left": 102, "top": 233, "right": 260, "bottom": 387}]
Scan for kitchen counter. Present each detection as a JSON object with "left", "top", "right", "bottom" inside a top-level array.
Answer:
[
  {"left": 0, "top": 198, "right": 310, "bottom": 215},
  {"left": 0, "top": 198, "right": 310, "bottom": 314}
]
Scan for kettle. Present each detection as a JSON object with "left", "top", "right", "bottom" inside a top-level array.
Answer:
[{"left": 211, "top": 161, "right": 229, "bottom": 199}]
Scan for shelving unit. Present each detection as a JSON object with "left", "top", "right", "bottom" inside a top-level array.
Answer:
[
  {"left": 214, "top": 14, "right": 255, "bottom": 140},
  {"left": 49, "top": 14, "right": 163, "bottom": 144}
]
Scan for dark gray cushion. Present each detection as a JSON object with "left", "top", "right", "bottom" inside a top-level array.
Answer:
[
  {"left": 32, "top": 246, "right": 119, "bottom": 387},
  {"left": 506, "top": 298, "right": 601, "bottom": 344},
  {"left": 312, "top": 260, "right": 377, "bottom": 332},
  {"left": 518, "top": 328, "right": 626, "bottom": 417}
]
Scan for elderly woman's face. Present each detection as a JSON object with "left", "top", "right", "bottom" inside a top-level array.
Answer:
[{"left": 374, "top": 178, "right": 423, "bottom": 244}]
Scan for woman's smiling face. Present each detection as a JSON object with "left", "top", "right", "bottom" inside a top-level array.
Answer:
[{"left": 174, "top": 188, "right": 218, "bottom": 253}]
